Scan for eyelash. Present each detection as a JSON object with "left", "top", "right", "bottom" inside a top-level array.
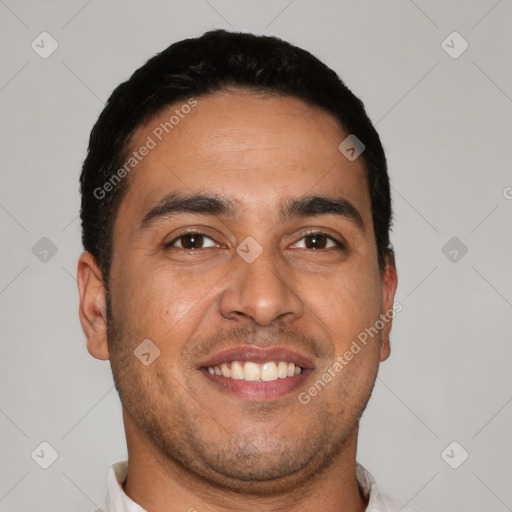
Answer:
[{"left": 164, "top": 230, "right": 346, "bottom": 251}]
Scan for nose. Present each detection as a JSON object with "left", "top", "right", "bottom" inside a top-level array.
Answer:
[{"left": 219, "top": 248, "right": 304, "bottom": 327}]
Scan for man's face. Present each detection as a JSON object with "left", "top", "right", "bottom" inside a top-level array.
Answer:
[{"left": 102, "top": 91, "right": 396, "bottom": 492}]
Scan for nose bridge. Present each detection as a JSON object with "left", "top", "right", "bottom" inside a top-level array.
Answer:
[{"left": 219, "top": 243, "right": 303, "bottom": 326}]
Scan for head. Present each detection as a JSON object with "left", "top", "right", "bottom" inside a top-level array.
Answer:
[{"left": 78, "top": 30, "right": 397, "bottom": 495}]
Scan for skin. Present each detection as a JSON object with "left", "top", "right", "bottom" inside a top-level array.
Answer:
[{"left": 78, "top": 90, "right": 397, "bottom": 512}]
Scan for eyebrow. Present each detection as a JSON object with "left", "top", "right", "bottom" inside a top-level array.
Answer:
[
  {"left": 280, "top": 195, "right": 364, "bottom": 230},
  {"left": 139, "top": 192, "right": 364, "bottom": 231}
]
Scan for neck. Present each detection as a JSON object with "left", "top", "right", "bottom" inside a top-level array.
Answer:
[{"left": 122, "top": 409, "right": 367, "bottom": 512}]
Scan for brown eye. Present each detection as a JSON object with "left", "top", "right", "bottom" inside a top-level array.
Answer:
[
  {"left": 292, "top": 233, "right": 341, "bottom": 250},
  {"left": 304, "top": 234, "right": 329, "bottom": 249},
  {"left": 167, "top": 233, "right": 217, "bottom": 249}
]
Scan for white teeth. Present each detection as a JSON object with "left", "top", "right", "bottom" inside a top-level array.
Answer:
[
  {"left": 261, "top": 362, "right": 278, "bottom": 381},
  {"left": 231, "top": 361, "right": 244, "bottom": 380},
  {"left": 220, "top": 363, "right": 231, "bottom": 378},
  {"left": 244, "top": 361, "right": 261, "bottom": 381},
  {"left": 206, "top": 361, "right": 303, "bottom": 381},
  {"left": 277, "top": 361, "right": 288, "bottom": 379}
]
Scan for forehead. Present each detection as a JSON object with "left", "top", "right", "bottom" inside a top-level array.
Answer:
[{"left": 117, "top": 91, "right": 370, "bottom": 225}]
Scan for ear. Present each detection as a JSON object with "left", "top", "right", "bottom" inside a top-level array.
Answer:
[
  {"left": 77, "top": 252, "right": 110, "bottom": 360},
  {"left": 379, "top": 251, "right": 398, "bottom": 362}
]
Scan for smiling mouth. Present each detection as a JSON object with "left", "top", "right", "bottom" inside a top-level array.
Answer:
[
  {"left": 198, "top": 346, "right": 314, "bottom": 399},
  {"left": 204, "top": 360, "right": 303, "bottom": 382}
]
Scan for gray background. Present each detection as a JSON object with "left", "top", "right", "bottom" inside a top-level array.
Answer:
[{"left": 1, "top": 1, "right": 511, "bottom": 511}]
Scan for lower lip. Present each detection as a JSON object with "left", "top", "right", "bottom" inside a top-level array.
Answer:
[{"left": 201, "top": 368, "right": 313, "bottom": 400}]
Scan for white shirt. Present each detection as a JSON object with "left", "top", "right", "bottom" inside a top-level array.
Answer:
[{"left": 95, "top": 461, "right": 420, "bottom": 512}]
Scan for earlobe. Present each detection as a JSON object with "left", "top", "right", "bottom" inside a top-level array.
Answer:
[
  {"left": 380, "top": 334, "right": 391, "bottom": 362},
  {"left": 77, "top": 252, "right": 110, "bottom": 360},
  {"left": 380, "top": 251, "right": 398, "bottom": 363}
]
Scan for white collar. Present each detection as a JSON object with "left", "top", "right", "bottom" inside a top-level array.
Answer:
[{"left": 104, "top": 461, "right": 144, "bottom": 512}]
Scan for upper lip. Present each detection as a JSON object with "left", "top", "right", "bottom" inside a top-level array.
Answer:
[{"left": 199, "top": 346, "right": 315, "bottom": 369}]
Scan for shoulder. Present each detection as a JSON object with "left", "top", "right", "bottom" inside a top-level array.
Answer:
[{"left": 356, "top": 463, "right": 423, "bottom": 512}]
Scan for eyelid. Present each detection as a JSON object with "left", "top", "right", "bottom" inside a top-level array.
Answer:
[
  {"left": 164, "top": 230, "right": 220, "bottom": 249},
  {"left": 164, "top": 228, "right": 345, "bottom": 250},
  {"left": 289, "top": 230, "right": 346, "bottom": 250}
]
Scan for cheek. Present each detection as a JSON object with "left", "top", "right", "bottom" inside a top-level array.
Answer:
[
  {"left": 303, "top": 265, "right": 382, "bottom": 343},
  {"left": 155, "top": 264, "right": 222, "bottom": 321},
  {"left": 114, "top": 260, "right": 220, "bottom": 343}
]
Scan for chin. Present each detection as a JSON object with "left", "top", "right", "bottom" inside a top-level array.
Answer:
[
  {"left": 196, "top": 455, "right": 319, "bottom": 497},
  {"left": 173, "top": 431, "right": 347, "bottom": 497}
]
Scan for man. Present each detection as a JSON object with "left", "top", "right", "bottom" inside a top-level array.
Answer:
[{"left": 77, "top": 29, "right": 412, "bottom": 511}]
